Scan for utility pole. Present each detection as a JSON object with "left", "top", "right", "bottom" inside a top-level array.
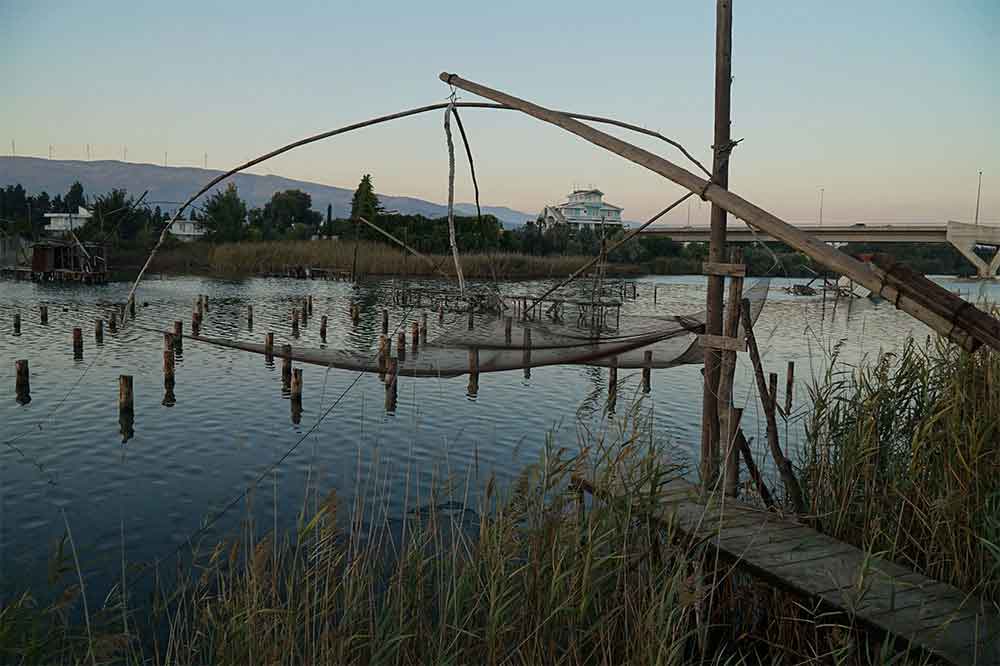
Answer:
[
  {"left": 701, "top": 0, "right": 733, "bottom": 490},
  {"left": 819, "top": 187, "right": 825, "bottom": 226},
  {"left": 974, "top": 170, "right": 982, "bottom": 226}
]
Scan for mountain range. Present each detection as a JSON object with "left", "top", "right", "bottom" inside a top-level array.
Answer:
[{"left": 0, "top": 157, "right": 535, "bottom": 228}]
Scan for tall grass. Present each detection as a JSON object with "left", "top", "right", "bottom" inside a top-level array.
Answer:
[
  {"left": 803, "top": 337, "right": 1000, "bottom": 604},
  {"left": 150, "top": 240, "right": 644, "bottom": 280}
]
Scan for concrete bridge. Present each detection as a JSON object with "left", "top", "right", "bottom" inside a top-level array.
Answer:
[{"left": 640, "top": 221, "right": 1000, "bottom": 278}]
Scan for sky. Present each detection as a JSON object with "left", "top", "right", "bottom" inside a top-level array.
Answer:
[{"left": 2, "top": 1, "right": 998, "bottom": 226}]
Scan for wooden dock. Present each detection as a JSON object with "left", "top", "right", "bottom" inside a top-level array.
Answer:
[{"left": 574, "top": 475, "right": 999, "bottom": 665}]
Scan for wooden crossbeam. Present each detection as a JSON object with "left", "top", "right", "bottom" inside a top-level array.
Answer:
[
  {"left": 698, "top": 334, "right": 745, "bottom": 353},
  {"left": 702, "top": 261, "right": 747, "bottom": 277}
]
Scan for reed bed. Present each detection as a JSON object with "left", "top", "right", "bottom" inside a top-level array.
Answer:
[
  {"left": 802, "top": 337, "right": 1000, "bottom": 606},
  {"left": 151, "top": 240, "right": 643, "bottom": 280},
  {"left": 8, "top": 343, "right": 998, "bottom": 664}
]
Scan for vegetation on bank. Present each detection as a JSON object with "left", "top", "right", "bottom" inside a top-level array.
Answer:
[
  {"left": 4, "top": 177, "right": 990, "bottom": 279},
  {"left": 2, "top": 339, "right": 998, "bottom": 664}
]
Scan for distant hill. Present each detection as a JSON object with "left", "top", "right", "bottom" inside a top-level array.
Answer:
[{"left": 0, "top": 157, "right": 534, "bottom": 228}]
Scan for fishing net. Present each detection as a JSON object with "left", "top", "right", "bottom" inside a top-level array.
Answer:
[{"left": 194, "top": 280, "right": 769, "bottom": 378}]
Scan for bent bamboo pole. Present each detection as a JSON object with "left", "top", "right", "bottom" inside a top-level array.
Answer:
[{"left": 439, "top": 72, "right": 1000, "bottom": 353}]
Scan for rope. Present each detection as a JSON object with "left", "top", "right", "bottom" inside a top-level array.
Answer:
[{"left": 443, "top": 100, "right": 467, "bottom": 295}]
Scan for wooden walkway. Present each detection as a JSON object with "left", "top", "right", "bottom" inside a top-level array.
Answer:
[{"left": 574, "top": 475, "right": 999, "bottom": 665}]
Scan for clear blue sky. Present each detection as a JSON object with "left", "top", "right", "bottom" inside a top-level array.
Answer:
[{"left": 3, "top": 1, "right": 997, "bottom": 225}]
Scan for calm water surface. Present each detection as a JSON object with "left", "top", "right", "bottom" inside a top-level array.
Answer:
[{"left": 1, "top": 274, "right": 996, "bottom": 602}]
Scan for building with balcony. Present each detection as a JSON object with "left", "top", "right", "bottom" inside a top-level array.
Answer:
[{"left": 540, "top": 188, "right": 623, "bottom": 228}]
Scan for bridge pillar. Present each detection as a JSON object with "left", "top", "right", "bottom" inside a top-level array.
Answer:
[{"left": 946, "top": 221, "right": 1000, "bottom": 279}]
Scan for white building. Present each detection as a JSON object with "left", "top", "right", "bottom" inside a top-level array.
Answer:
[
  {"left": 169, "top": 219, "right": 206, "bottom": 242},
  {"left": 43, "top": 206, "right": 93, "bottom": 233},
  {"left": 541, "top": 188, "right": 623, "bottom": 228}
]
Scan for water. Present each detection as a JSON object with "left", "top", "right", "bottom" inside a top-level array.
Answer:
[{"left": 1, "top": 274, "right": 996, "bottom": 603}]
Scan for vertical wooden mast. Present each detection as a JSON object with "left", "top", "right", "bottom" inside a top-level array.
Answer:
[{"left": 701, "top": 0, "right": 734, "bottom": 489}]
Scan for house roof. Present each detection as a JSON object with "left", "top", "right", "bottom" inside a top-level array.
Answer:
[{"left": 44, "top": 206, "right": 93, "bottom": 219}]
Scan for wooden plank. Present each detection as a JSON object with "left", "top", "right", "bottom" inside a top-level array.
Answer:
[
  {"left": 702, "top": 261, "right": 747, "bottom": 277},
  {"left": 697, "top": 334, "right": 745, "bottom": 353}
]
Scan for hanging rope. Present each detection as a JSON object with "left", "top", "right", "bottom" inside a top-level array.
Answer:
[{"left": 443, "top": 99, "right": 467, "bottom": 295}]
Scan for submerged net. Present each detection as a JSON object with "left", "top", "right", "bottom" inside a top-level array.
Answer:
[{"left": 194, "top": 280, "right": 770, "bottom": 378}]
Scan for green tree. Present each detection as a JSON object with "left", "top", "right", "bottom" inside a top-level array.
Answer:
[
  {"left": 64, "top": 181, "right": 85, "bottom": 211},
  {"left": 263, "top": 189, "right": 322, "bottom": 236},
  {"left": 202, "top": 183, "right": 248, "bottom": 242},
  {"left": 350, "top": 174, "right": 382, "bottom": 221}
]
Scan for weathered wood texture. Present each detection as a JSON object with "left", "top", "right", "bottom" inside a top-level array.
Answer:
[{"left": 575, "top": 475, "right": 999, "bottom": 665}]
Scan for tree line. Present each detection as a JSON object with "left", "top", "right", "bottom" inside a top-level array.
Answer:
[{"left": 0, "top": 175, "right": 984, "bottom": 276}]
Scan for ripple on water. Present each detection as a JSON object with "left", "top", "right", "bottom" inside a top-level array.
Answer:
[{"left": 2, "top": 274, "right": 995, "bottom": 603}]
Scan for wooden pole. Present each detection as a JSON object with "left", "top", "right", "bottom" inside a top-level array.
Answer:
[
  {"left": 162, "top": 340, "right": 176, "bottom": 407},
  {"left": 378, "top": 334, "right": 389, "bottom": 377},
  {"left": 504, "top": 316, "right": 513, "bottom": 345},
  {"left": 608, "top": 355, "right": 618, "bottom": 412},
  {"left": 523, "top": 328, "right": 532, "bottom": 379},
  {"left": 129, "top": 296, "right": 136, "bottom": 319},
  {"left": 109, "top": 310, "right": 118, "bottom": 333},
  {"left": 202, "top": 294, "right": 209, "bottom": 312},
  {"left": 653, "top": 285, "right": 657, "bottom": 304},
  {"left": 39, "top": 305, "right": 48, "bottom": 325},
  {"left": 468, "top": 304, "right": 474, "bottom": 330},
  {"left": 307, "top": 295, "right": 313, "bottom": 316},
  {"left": 642, "top": 350, "right": 652, "bottom": 393},
  {"left": 95, "top": 318, "right": 104, "bottom": 344},
  {"left": 438, "top": 303, "right": 444, "bottom": 325},
  {"left": 411, "top": 321, "right": 419, "bottom": 351},
  {"left": 292, "top": 309, "right": 300, "bottom": 338},
  {"left": 265, "top": 331, "right": 274, "bottom": 354},
  {"left": 382, "top": 309, "right": 389, "bottom": 335},
  {"left": 785, "top": 360, "right": 795, "bottom": 414},
  {"left": 290, "top": 368, "right": 303, "bottom": 401},
  {"left": 13, "top": 312, "right": 20, "bottom": 335},
  {"left": 119, "top": 375, "right": 134, "bottom": 413},
  {"left": 396, "top": 331, "right": 406, "bottom": 362},
  {"left": 731, "top": 408, "right": 774, "bottom": 510},
  {"left": 741, "top": 298, "right": 805, "bottom": 512},
  {"left": 720, "top": 249, "right": 744, "bottom": 496},
  {"left": 15, "top": 359, "right": 30, "bottom": 404},
  {"left": 420, "top": 313, "right": 428, "bottom": 343},
  {"left": 385, "top": 357, "right": 398, "bottom": 412},
  {"left": 699, "top": 0, "right": 734, "bottom": 491},
  {"left": 72, "top": 327, "right": 83, "bottom": 358},
  {"left": 281, "top": 343, "right": 292, "bottom": 388},
  {"left": 318, "top": 315, "right": 327, "bottom": 341},
  {"left": 247, "top": 305, "right": 254, "bottom": 328},
  {"left": 467, "top": 347, "right": 479, "bottom": 397}
]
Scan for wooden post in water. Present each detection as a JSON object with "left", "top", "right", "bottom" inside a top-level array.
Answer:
[
  {"left": 202, "top": 294, "right": 209, "bottom": 312},
  {"left": 13, "top": 312, "right": 20, "bottom": 335},
  {"left": 39, "top": 305, "right": 48, "bottom": 325},
  {"left": 377, "top": 334, "right": 389, "bottom": 378},
  {"left": 72, "top": 327, "right": 83, "bottom": 358},
  {"left": 320, "top": 315, "right": 328, "bottom": 341},
  {"left": 95, "top": 319, "right": 104, "bottom": 344},
  {"left": 420, "top": 313, "right": 428, "bottom": 343},
  {"left": 162, "top": 333, "right": 176, "bottom": 406},
  {"left": 351, "top": 304, "right": 360, "bottom": 326},
  {"left": 642, "top": 350, "right": 653, "bottom": 393},
  {"left": 307, "top": 295, "right": 313, "bottom": 316},
  {"left": 467, "top": 347, "right": 479, "bottom": 397},
  {"left": 785, "top": 361, "right": 795, "bottom": 414},
  {"left": 291, "top": 368, "right": 303, "bottom": 402},
  {"left": 700, "top": 0, "right": 734, "bottom": 492},
  {"left": 523, "top": 328, "right": 532, "bottom": 379},
  {"left": 265, "top": 332, "right": 274, "bottom": 354},
  {"left": 382, "top": 309, "right": 389, "bottom": 335},
  {"left": 385, "top": 357, "right": 398, "bottom": 412},
  {"left": 15, "top": 359, "right": 30, "bottom": 404},
  {"left": 411, "top": 321, "right": 419, "bottom": 352},
  {"left": 109, "top": 310, "right": 118, "bottom": 333},
  {"left": 119, "top": 375, "right": 134, "bottom": 413},
  {"left": 291, "top": 309, "right": 300, "bottom": 338},
  {"left": 504, "top": 316, "right": 513, "bottom": 345},
  {"left": 247, "top": 305, "right": 253, "bottom": 328},
  {"left": 608, "top": 355, "right": 618, "bottom": 412},
  {"left": 128, "top": 296, "right": 136, "bottom": 319},
  {"left": 396, "top": 331, "right": 406, "bottom": 362},
  {"left": 468, "top": 304, "right": 474, "bottom": 330},
  {"left": 281, "top": 344, "right": 292, "bottom": 388},
  {"left": 300, "top": 298, "right": 308, "bottom": 324}
]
